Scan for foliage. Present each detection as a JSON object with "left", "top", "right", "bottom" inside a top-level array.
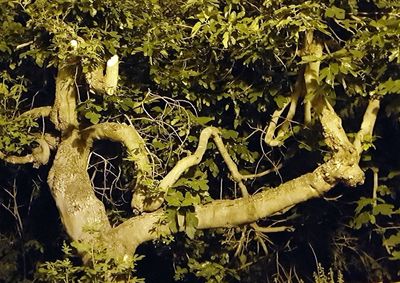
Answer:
[
  {"left": 0, "top": 72, "right": 38, "bottom": 155},
  {"left": 351, "top": 170, "right": 400, "bottom": 262},
  {"left": 36, "top": 241, "right": 144, "bottom": 283},
  {"left": 313, "top": 264, "right": 344, "bottom": 283}
]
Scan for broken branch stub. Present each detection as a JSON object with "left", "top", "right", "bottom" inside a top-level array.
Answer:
[{"left": 86, "top": 55, "right": 119, "bottom": 95}]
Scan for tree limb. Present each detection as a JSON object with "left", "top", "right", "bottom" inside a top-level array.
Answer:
[
  {"left": 47, "top": 129, "right": 111, "bottom": 242},
  {"left": 0, "top": 139, "right": 51, "bottom": 167},
  {"left": 155, "top": 126, "right": 278, "bottom": 208},
  {"left": 50, "top": 65, "right": 79, "bottom": 131},
  {"left": 20, "top": 106, "right": 52, "bottom": 119},
  {"left": 0, "top": 106, "right": 54, "bottom": 167},
  {"left": 0, "top": 151, "right": 35, "bottom": 165},
  {"left": 353, "top": 98, "right": 380, "bottom": 155},
  {"left": 106, "top": 97, "right": 369, "bottom": 259},
  {"left": 264, "top": 30, "right": 323, "bottom": 147},
  {"left": 81, "top": 122, "right": 155, "bottom": 211},
  {"left": 264, "top": 73, "right": 303, "bottom": 147},
  {"left": 86, "top": 55, "right": 119, "bottom": 95}
]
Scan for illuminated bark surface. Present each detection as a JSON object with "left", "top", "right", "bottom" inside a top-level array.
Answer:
[{"left": 1, "top": 45, "right": 380, "bottom": 262}]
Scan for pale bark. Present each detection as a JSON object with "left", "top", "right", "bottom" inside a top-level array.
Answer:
[
  {"left": 50, "top": 65, "right": 79, "bottom": 132},
  {"left": 20, "top": 106, "right": 52, "bottom": 119},
  {"left": 0, "top": 47, "right": 381, "bottom": 267},
  {"left": 0, "top": 75, "right": 380, "bottom": 262},
  {"left": 81, "top": 122, "right": 158, "bottom": 212},
  {"left": 86, "top": 55, "right": 119, "bottom": 95},
  {"left": 47, "top": 129, "right": 111, "bottom": 242},
  {"left": 264, "top": 31, "right": 322, "bottom": 147},
  {"left": 153, "top": 126, "right": 277, "bottom": 208},
  {"left": 353, "top": 98, "right": 380, "bottom": 155},
  {"left": 105, "top": 55, "right": 119, "bottom": 95},
  {"left": 106, "top": 98, "right": 378, "bottom": 260}
]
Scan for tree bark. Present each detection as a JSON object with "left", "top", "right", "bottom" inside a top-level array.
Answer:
[{"left": 0, "top": 61, "right": 381, "bottom": 266}]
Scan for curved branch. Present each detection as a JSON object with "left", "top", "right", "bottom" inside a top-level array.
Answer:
[
  {"left": 32, "top": 133, "right": 59, "bottom": 150},
  {"left": 20, "top": 106, "right": 52, "bottom": 119},
  {"left": 157, "top": 127, "right": 214, "bottom": 190},
  {"left": 48, "top": 129, "right": 111, "bottom": 242},
  {"left": 81, "top": 122, "right": 154, "bottom": 211},
  {"left": 264, "top": 30, "right": 323, "bottom": 147},
  {"left": 0, "top": 151, "right": 35, "bottom": 165},
  {"left": 264, "top": 73, "right": 304, "bottom": 147},
  {"left": 242, "top": 164, "right": 282, "bottom": 180},
  {"left": 0, "top": 138, "right": 51, "bottom": 168},
  {"left": 31, "top": 139, "right": 51, "bottom": 168},
  {"left": 106, "top": 95, "right": 371, "bottom": 259},
  {"left": 264, "top": 101, "right": 290, "bottom": 146},
  {"left": 0, "top": 107, "right": 55, "bottom": 167},
  {"left": 155, "top": 127, "right": 278, "bottom": 208}
]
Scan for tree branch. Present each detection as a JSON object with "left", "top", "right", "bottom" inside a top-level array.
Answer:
[
  {"left": 264, "top": 30, "right": 323, "bottom": 147},
  {"left": 50, "top": 65, "right": 79, "bottom": 131},
  {"left": 106, "top": 96, "right": 370, "bottom": 259},
  {"left": 353, "top": 98, "right": 380, "bottom": 155},
  {"left": 81, "top": 122, "right": 155, "bottom": 211},
  {"left": 155, "top": 127, "right": 278, "bottom": 209},
  {"left": 0, "top": 138, "right": 50, "bottom": 168},
  {"left": 20, "top": 106, "right": 52, "bottom": 119},
  {"left": 0, "top": 151, "right": 35, "bottom": 165},
  {"left": 48, "top": 129, "right": 111, "bottom": 242},
  {"left": 0, "top": 106, "right": 55, "bottom": 167},
  {"left": 264, "top": 73, "right": 303, "bottom": 147},
  {"left": 86, "top": 55, "right": 119, "bottom": 95}
]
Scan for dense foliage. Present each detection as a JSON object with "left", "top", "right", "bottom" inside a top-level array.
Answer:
[{"left": 0, "top": 0, "right": 399, "bottom": 282}]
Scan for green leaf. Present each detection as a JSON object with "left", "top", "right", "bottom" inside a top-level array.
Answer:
[
  {"left": 165, "top": 190, "right": 184, "bottom": 207},
  {"left": 222, "top": 31, "right": 230, "bottom": 48},
  {"left": 372, "top": 204, "right": 394, "bottom": 216},
  {"left": 372, "top": 79, "right": 400, "bottom": 96},
  {"left": 354, "top": 197, "right": 374, "bottom": 214},
  {"left": 191, "top": 22, "right": 202, "bottom": 37},
  {"left": 221, "top": 129, "right": 239, "bottom": 139},
  {"left": 84, "top": 111, "right": 101, "bottom": 124},
  {"left": 185, "top": 212, "right": 198, "bottom": 239},
  {"left": 352, "top": 211, "right": 371, "bottom": 229},
  {"left": 181, "top": 192, "right": 200, "bottom": 206},
  {"left": 194, "top": 116, "right": 214, "bottom": 125},
  {"left": 325, "top": 6, "right": 345, "bottom": 20},
  {"left": 384, "top": 232, "right": 400, "bottom": 248},
  {"left": 166, "top": 210, "right": 178, "bottom": 233},
  {"left": 274, "top": 95, "right": 289, "bottom": 108}
]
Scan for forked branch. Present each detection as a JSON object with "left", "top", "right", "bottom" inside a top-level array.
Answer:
[
  {"left": 151, "top": 126, "right": 278, "bottom": 210},
  {"left": 264, "top": 30, "right": 323, "bottom": 147},
  {"left": 107, "top": 97, "right": 377, "bottom": 260}
]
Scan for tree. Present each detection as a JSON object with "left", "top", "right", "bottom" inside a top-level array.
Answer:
[{"left": 0, "top": 0, "right": 399, "bottom": 282}]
